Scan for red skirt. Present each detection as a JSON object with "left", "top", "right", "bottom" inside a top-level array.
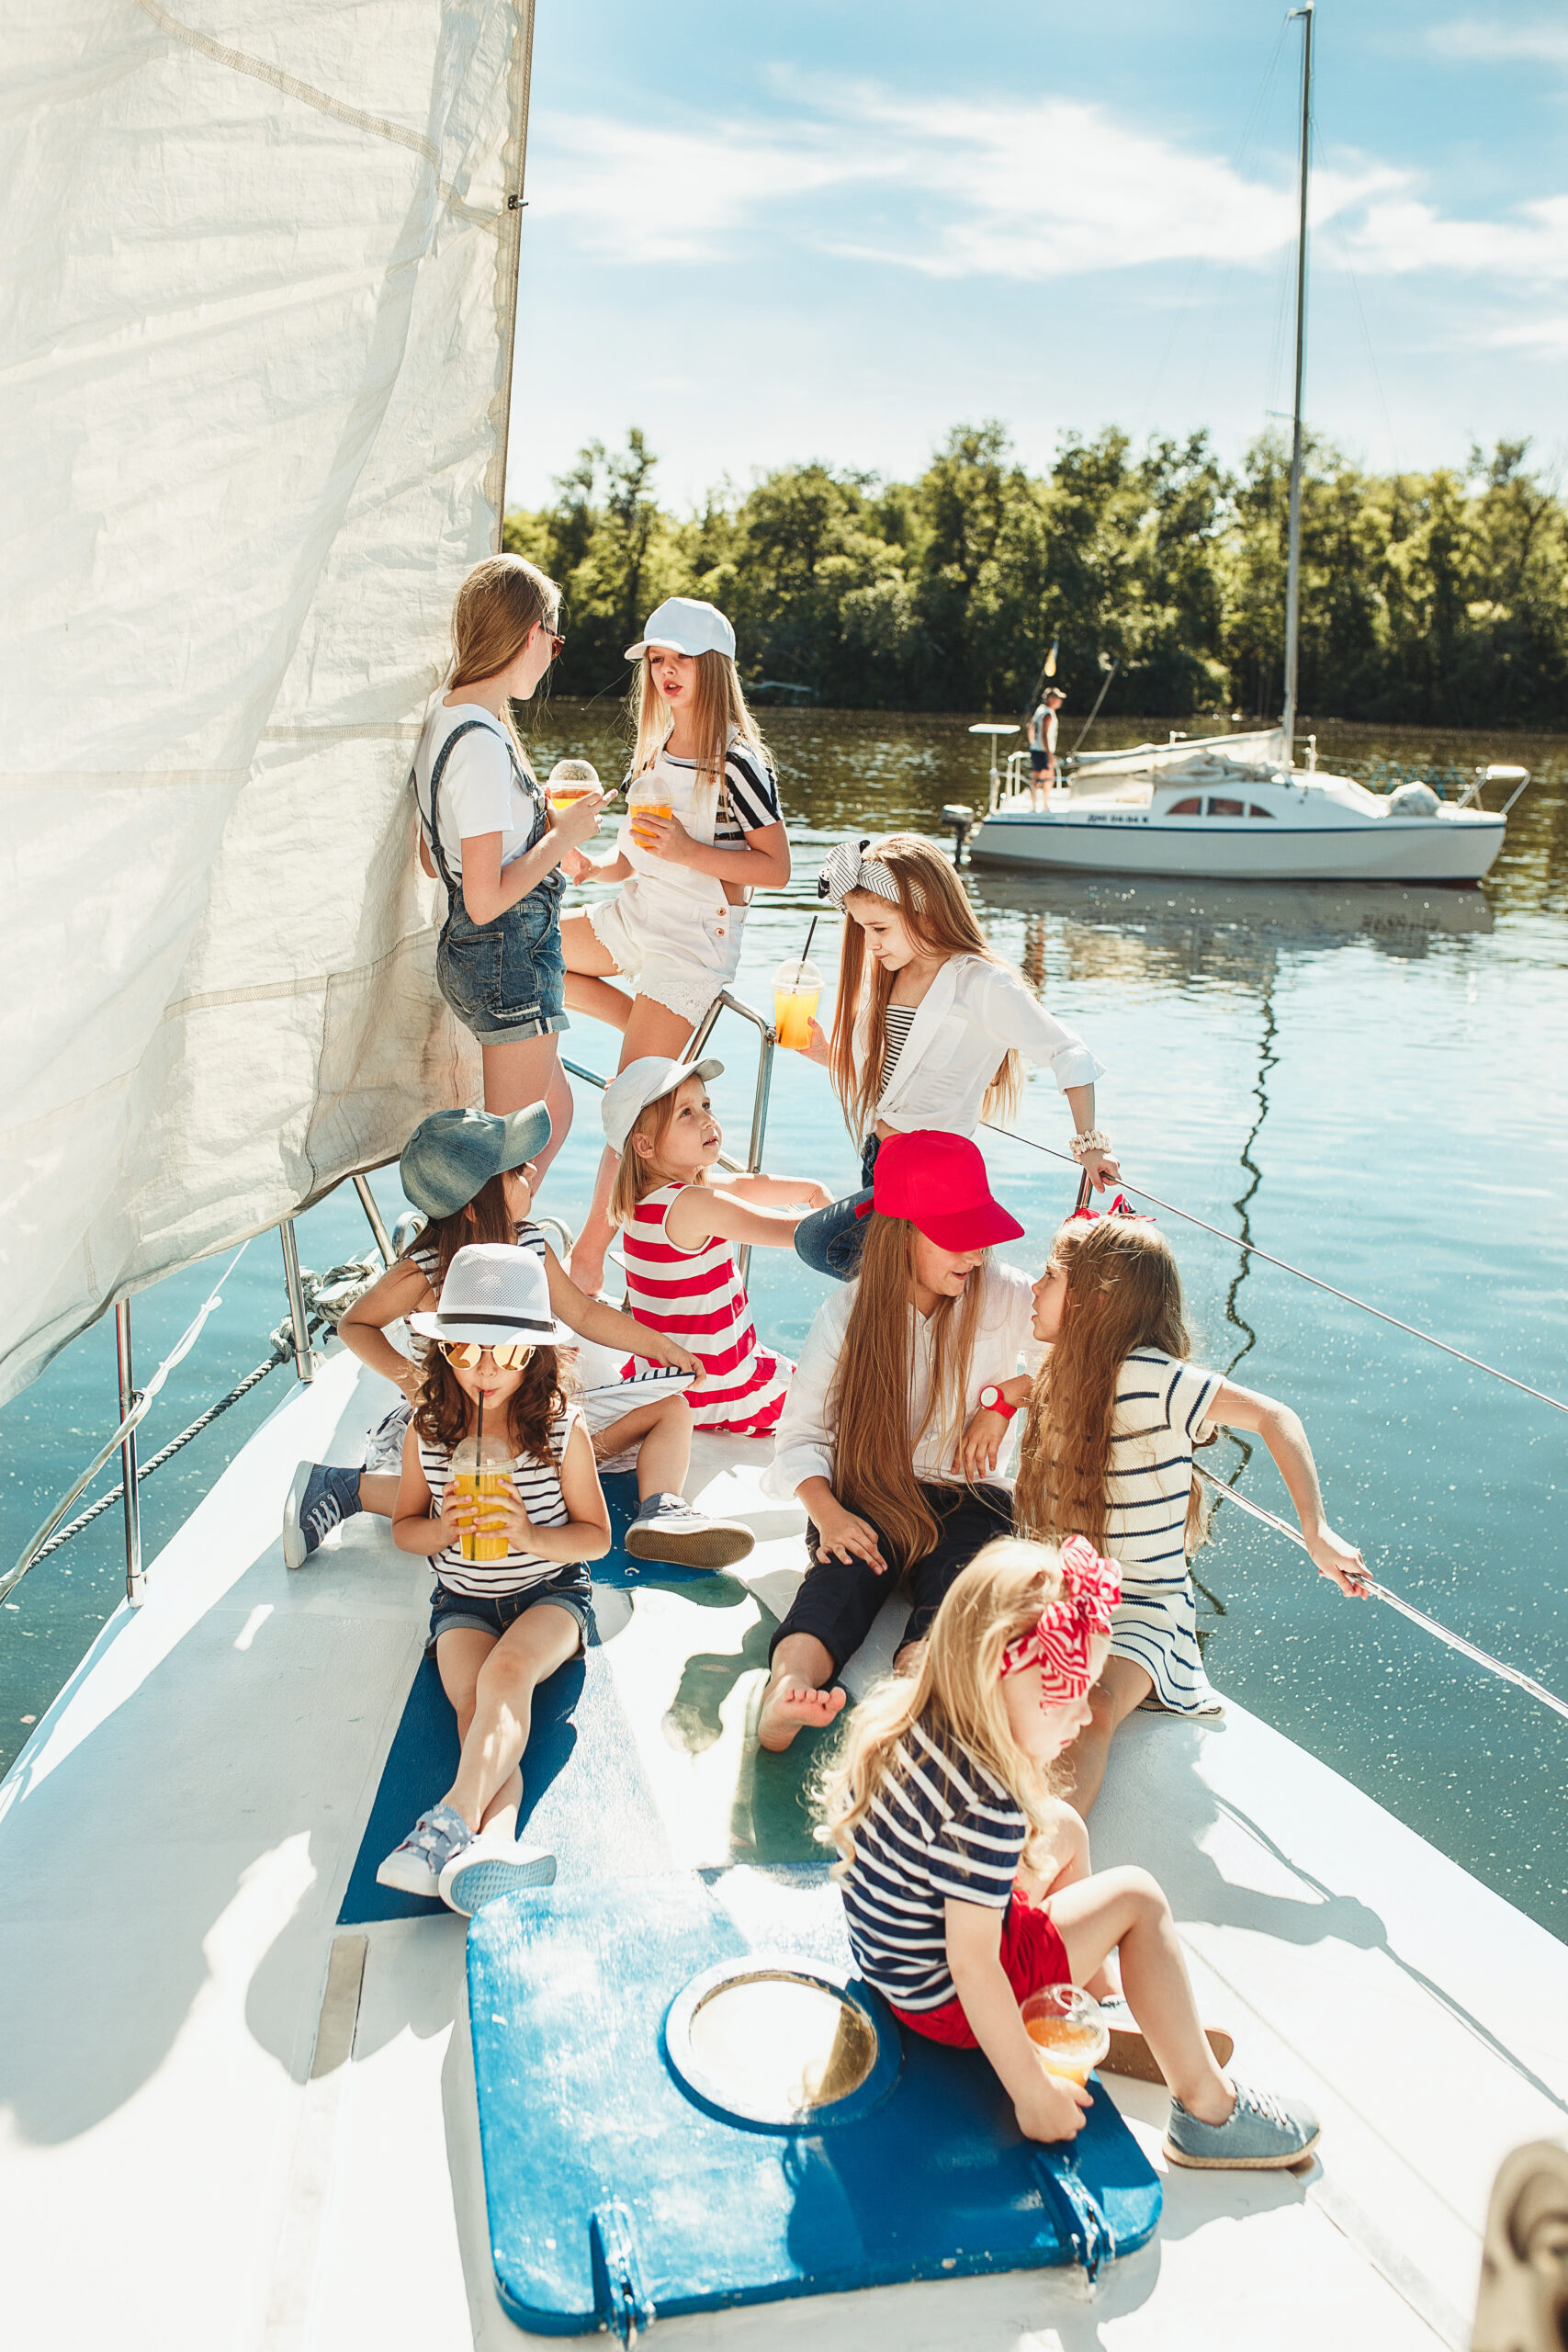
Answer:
[{"left": 892, "top": 1887, "right": 1071, "bottom": 2048}]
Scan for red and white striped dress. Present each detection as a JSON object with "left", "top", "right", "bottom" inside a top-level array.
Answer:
[{"left": 620, "top": 1183, "right": 793, "bottom": 1434}]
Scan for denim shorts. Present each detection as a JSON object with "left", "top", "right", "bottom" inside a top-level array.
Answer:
[
  {"left": 793, "top": 1136, "right": 880, "bottom": 1283},
  {"left": 437, "top": 880, "right": 568, "bottom": 1045},
  {"left": 425, "top": 1563, "right": 593, "bottom": 1657}
]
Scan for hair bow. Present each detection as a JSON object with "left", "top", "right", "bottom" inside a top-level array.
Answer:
[
  {"left": 817, "top": 836, "right": 900, "bottom": 908},
  {"left": 1000, "top": 1534, "right": 1122, "bottom": 1705},
  {"left": 1066, "top": 1194, "right": 1155, "bottom": 1226}
]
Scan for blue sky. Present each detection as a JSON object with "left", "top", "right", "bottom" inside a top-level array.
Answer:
[{"left": 508, "top": 1, "right": 1568, "bottom": 510}]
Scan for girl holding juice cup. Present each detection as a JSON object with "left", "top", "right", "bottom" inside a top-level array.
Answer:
[
  {"left": 819, "top": 1534, "right": 1323, "bottom": 2168},
  {"left": 791, "top": 834, "right": 1117, "bottom": 1283},
  {"left": 558, "top": 597, "right": 790, "bottom": 1296},
  {"left": 604, "top": 1056, "right": 831, "bottom": 1434},
  {"left": 378, "top": 1245, "right": 611, "bottom": 1917},
  {"left": 413, "top": 555, "right": 606, "bottom": 1139}
]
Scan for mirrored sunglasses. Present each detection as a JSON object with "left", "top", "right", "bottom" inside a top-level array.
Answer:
[{"left": 440, "top": 1340, "right": 535, "bottom": 1372}]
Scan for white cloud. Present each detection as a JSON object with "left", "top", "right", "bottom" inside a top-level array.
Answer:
[
  {"left": 1427, "top": 18, "right": 1568, "bottom": 67},
  {"left": 525, "top": 83, "right": 1568, "bottom": 294}
]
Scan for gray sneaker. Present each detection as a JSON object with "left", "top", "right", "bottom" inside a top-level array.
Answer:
[
  {"left": 283, "top": 1460, "right": 363, "bottom": 1569},
  {"left": 1165, "top": 2080, "right": 1321, "bottom": 2171},
  {"left": 624, "top": 1492, "right": 755, "bottom": 1571},
  {"left": 375, "top": 1803, "right": 473, "bottom": 1899}
]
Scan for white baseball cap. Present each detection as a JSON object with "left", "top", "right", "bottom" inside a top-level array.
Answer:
[
  {"left": 625, "top": 597, "right": 737, "bottom": 662},
  {"left": 602, "top": 1056, "right": 724, "bottom": 1156}
]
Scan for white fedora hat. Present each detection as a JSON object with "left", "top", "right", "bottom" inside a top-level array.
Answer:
[{"left": 409, "top": 1243, "right": 571, "bottom": 1349}]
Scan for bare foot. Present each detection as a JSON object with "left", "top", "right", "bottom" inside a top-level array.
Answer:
[{"left": 757, "top": 1678, "right": 846, "bottom": 1753}]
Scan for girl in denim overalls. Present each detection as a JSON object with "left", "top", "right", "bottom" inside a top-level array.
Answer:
[{"left": 414, "top": 555, "right": 604, "bottom": 1160}]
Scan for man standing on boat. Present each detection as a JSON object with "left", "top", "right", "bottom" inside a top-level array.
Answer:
[{"left": 1029, "top": 686, "right": 1065, "bottom": 808}]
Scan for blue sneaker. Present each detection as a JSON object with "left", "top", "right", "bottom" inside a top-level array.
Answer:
[
  {"left": 1165, "top": 2079, "right": 1321, "bottom": 2171},
  {"left": 439, "top": 1834, "right": 557, "bottom": 1918},
  {"left": 375, "top": 1803, "right": 473, "bottom": 1899},
  {"left": 283, "top": 1460, "right": 362, "bottom": 1569}
]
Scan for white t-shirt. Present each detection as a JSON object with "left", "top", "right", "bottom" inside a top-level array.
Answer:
[{"left": 414, "top": 702, "right": 542, "bottom": 876}]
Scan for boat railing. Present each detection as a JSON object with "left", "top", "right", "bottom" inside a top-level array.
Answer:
[
  {"left": 3, "top": 990, "right": 780, "bottom": 1617},
  {"left": 1456, "top": 763, "right": 1531, "bottom": 815}
]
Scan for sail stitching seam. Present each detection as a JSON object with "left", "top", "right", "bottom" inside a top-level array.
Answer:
[{"left": 133, "top": 0, "right": 501, "bottom": 233}]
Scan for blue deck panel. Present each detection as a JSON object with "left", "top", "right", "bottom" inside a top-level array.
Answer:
[{"left": 467, "top": 1868, "right": 1161, "bottom": 2333}]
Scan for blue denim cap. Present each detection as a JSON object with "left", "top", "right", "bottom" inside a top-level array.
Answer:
[{"left": 399, "top": 1102, "right": 551, "bottom": 1221}]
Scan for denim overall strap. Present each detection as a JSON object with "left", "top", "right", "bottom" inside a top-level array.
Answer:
[{"left": 421, "top": 718, "right": 499, "bottom": 904}]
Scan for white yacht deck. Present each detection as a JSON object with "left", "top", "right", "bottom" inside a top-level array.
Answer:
[{"left": 4, "top": 1347, "right": 1563, "bottom": 2350}]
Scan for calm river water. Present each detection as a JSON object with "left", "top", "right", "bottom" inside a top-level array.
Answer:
[{"left": 4, "top": 709, "right": 1565, "bottom": 1936}]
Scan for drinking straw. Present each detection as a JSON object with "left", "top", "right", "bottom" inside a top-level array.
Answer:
[{"left": 793, "top": 913, "right": 819, "bottom": 990}]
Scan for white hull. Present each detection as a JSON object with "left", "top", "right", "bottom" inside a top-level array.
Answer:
[
  {"left": 970, "top": 806, "right": 1503, "bottom": 883},
  {"left": 4, "top": 1346, "right": 1565, "bottom": 2349}
]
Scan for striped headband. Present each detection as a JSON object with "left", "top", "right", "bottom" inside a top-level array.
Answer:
[
  {"left": 817, "top": 836, "right": 900, "bottom": 908},
  {"left": 1000, "top": 1536, "right": 1122, "bottom": 1705}
]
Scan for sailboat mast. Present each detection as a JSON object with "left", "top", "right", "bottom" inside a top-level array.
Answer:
[{"left": 1280, "top": 0, "right": 1314, "bottom": 758}]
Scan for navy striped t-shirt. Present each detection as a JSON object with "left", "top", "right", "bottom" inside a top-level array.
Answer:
[{"left": 838, "top": 1718, "right": 1027, "bottom": 2010}]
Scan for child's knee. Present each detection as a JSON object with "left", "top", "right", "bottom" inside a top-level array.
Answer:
[
  {"left": 476, "top": 1645, "right": 541, "bottom": 1704},
  {"left": 1117, "top": 1864, "right": 1171, "bottom": 1925}
]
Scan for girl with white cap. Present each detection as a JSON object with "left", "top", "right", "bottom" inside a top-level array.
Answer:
[
  {"left": 378, "top": 1243, "right": 611, "bottom": 1916},
  {"left": 559, "top": 597, "right": 790, "bottom": 1295}
]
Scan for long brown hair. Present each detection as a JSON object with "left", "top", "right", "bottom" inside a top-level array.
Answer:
[
  {"left": 399, "top": 1171, "right": 519, "bottom": 1300},
  {"left": 448, "top": 553, "right": 561, "bottom": 766},
  {"left": 1014, "top": 1217, "right": 1207, "bottom": 1554},
  {"left": 627, "top": 645, "right": 773, "bottom": 821},
  {"left": 828, "top": 1212, "right": 987, "bottom": 1566},
  {"left": 607, "top": 1090, "right": 712, "bottom": 1229},
  {"left": 819, "top": 1538, "right": 1069, "bottom": 1872},
  {"left": 827, "top": 835, "right": 1023, "bottom": 1138},
  {"left": 412, "top": 1343, "right": 570, "bottom": 1468}
]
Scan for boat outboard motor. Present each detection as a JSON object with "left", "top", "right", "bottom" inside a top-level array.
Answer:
[
  {"left": 1472, "top": 2135, "right": 1568, "bottom": 2352},
  {"left": 1387, "top": 780, "right": 1441, "bottom": 818}
]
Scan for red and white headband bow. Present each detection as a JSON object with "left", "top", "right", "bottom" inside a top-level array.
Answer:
[{"left": 1000, "top": 1535, "right": 1122, "bottom": 1704}]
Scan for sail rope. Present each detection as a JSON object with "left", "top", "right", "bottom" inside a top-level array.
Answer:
[
  {"left": 1192, "top": 1463, "right": 1568, "bottom": 1727},
  {"left": 983, "top": 1123, "right": 1568, "bottom": 1419}
]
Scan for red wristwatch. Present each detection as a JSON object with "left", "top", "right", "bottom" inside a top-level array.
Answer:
[{"left": 977, "top": 1385, "right": 1018, "bottom": 1420}]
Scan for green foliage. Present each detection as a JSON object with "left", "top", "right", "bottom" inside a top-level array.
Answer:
[{"left": 505, "top": 424, "right": 1568, "bottom": 725}]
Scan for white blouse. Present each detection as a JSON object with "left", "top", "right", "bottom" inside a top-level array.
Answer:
[
  {"left": 762, "top": 1260, "right": 1042, "bottom": 1501},
  {"left": 859, "top": 956, "right": 1104, "bottom": 1140}
]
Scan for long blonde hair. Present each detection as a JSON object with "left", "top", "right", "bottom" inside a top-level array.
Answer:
[
  {"left": 449, "top": 553, "right": 561, "bottom": 767},
  {"left": 606, "top": 1087, "right": 714, "bottom": 1229},
  {"left": 626, "top": 644, "right": 773, "bottom": 818},
  {"left": 1014, "top": 1216, "right": 1207, "bottom": 1555},
  {"left": 828, "top": 1212, "right": 987, "bottom": 1566},
  {"left": 828, "top": 835, "right": 1023, "bottom": 1139},
  {"left": 819, "top": 1537, "right": 1069, "bottom": 1871}
]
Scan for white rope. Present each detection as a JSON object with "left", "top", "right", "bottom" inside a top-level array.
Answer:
[
  {"left": 0, "top": 1242, "right": 250, "bottom": 1605},
  {"left": 984, "top": 1124, "right": 1568, "bottom": 1420},
  {"left": 1192, "top": 1463, "right": 1568, "bottom": 1727}
]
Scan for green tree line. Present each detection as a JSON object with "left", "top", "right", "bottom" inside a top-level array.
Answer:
[{"left": 504, "top": 423, "right": 1568, "bottom": 727}]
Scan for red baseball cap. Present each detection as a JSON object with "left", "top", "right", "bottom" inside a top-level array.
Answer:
[{"left": 857, "top": 1131, "right": 1024, "bottom": 1250}]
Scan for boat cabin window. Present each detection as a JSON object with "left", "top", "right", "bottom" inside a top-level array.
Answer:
[
  {"left": 1247, "top": 802, "right": 1275, "bottom": 819},
  {"left": 1168, "top": 796, "right": 1202, "bottom": 816},
  {"left": 1207, "top": 797, "right": 1246, "bottom": 818}
]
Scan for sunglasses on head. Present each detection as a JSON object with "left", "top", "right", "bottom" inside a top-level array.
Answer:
[{"left": 440, "top": 1340, "right": 536, "bottom": 1372}]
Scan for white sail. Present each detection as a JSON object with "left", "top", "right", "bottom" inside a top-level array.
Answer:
[{"left": 0, "top": 0, "right": 531, "bottom": 1405}]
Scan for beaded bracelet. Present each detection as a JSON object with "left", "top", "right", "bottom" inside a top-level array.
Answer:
[{"left": 1069, "top": 1129, "right": 1112, "bottom": 1162}]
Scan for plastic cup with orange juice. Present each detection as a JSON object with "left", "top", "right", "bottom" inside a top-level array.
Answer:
[
  {"left": 629, "top": 794, "right": 672, "bottom": 850},
  {"left": 1021, "top": 1985, "right": 1111, "bottom": 2086},
  {"left": 773, "top": 956, "right": 823, "bottom": 1051},
  {"left": 547, "top": 757, "right": 601, "bottom": 811},
  {"left": 449, "top": 1433, "right": 514, "bottom": 1565}
]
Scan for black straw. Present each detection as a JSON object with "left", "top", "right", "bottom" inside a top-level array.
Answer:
[{"left": 795, "top": 912, "right": 820, "bottom": 989}]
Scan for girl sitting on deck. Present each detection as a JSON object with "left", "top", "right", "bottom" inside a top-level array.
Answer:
[
  {"left": 558, "top": 597, "right": 791, "bottom": 1297},
  {"left": 283, "top": 1102, "right": 753, "bottom": 1575},
  {"left": 378, "top": 1246, "right": 611, "bottom": 1917},
  {"left": 988, "top": 1207, "right": 1367, "bottom": 1815},
  {"left": 756, "top": 1131, "right": 1037, "bottom": 1750},
  {"left": 604, "top": 1056, "right": 830, "bottom": 1435},
  {"left": 791, "top": 833, "right": 1118, "bottom": 1283},
  {"left": 819, "top": 1534, "right": 1322, "bottom": 2169}
]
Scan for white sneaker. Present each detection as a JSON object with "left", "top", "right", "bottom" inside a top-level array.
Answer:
[{"left": 438, "top": 1831, "right": 558, "bottom": 1917}]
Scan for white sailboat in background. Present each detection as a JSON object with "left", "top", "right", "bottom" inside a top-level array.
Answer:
[
  {"left": 3, "top": 8, "right": 1567, "bottom": 2351},
  {"left": 968, "top": 4, "right": 1531, "bottom": 885}
]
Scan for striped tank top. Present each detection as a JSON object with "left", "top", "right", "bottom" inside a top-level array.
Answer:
[
  {"left": 619, "top": 1182, "right": 793, "bottom": 1434},
  {"left": 418, "top": 1406, "right": 581, "bottom": 1598}
]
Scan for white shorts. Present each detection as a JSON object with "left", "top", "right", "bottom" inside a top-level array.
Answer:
[{"left": 586, "top": 879, "right": 744, "bottom": 1028}]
